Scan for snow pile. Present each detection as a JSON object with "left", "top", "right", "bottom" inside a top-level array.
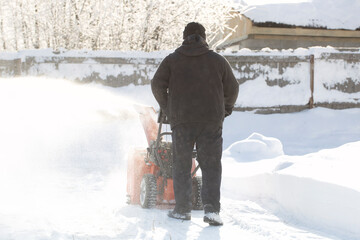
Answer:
[
  {"left": 223, "top": 133, "right": 284, "bottom": 161},
  {"left": 241, "top": 0, "right": 360, "bottom": 30},
  {"left": 223, "top": 107, "right": 360, "bottom": 155},
  {"left": 222, "top": 141, "right": 360, "bottom": 239}
]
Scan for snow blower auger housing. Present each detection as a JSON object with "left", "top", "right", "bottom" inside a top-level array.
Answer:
[{"left": 126, "top": 106, "right": 203, "bottom": 210}]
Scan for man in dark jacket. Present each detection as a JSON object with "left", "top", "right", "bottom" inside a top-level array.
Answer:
[{"left": 151, "top": 22, "right": 239, "bottom": 226}]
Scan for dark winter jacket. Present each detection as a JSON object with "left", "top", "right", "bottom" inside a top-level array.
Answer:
[{"left": 151, "top": 34, "right": 239, "bottom": 129}]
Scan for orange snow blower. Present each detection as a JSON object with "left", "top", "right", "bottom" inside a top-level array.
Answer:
[{"left": 126, "top": 106, "right": 203, "bottom": 209}]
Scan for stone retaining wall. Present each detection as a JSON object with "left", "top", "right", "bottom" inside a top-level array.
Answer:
[{"left": 1, "top": 50, "right": 359, "bottom": 113}]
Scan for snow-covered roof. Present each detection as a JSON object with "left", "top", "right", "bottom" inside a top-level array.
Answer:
[{"left": 239, "top": 0, "right": 360, "bottom": 30}]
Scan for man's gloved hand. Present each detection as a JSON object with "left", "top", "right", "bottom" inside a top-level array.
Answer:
[{"left": 225, "top": 110, "right": 231, "bottom": 118}]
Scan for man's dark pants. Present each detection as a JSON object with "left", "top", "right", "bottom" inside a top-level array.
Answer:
[{"left": 171, "top": 122, "right": 223, "bottom": 213}]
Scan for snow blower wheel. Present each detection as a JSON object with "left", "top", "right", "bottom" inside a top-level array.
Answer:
[
  {"left": 192, "top": 176, "right": 203, "bottom": 210},
  {"left": 140, "top": 174, "right": 157, "bottom": 208}
]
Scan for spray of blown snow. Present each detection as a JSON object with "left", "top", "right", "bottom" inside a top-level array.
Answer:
[{"left": 0, "top": 77, "right": 149, "bottom": 237}]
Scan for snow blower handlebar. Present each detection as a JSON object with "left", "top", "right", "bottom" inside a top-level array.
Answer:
[
  {"left": 134, "top": 105, "right": 200, "bottom": 178},
  {"left": 154, "top": 109, "right": 172, "bottom": 178},
  {"left": 157, "top": 109, "right": 200, "bottom": 178},
  {"left": 157, "top": 109, "right": 169, "bottom": 124}
]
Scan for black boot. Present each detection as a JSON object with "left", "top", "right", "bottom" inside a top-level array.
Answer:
[
  {"left": 168, "top": 210, "right": 191, "bottom": 221},
  {"left": 203, "top": 204, "right": 223, "bottom": 226}
]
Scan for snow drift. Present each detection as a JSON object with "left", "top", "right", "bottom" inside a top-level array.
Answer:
[
  {"left": 222, "top": 140, "right": 360, "bottom": 239},
  {"left": 223, "top": 133, "right": 284, "bottom": 161}
]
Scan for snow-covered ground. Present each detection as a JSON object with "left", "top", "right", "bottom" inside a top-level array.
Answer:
[{"left": 0, "top": 77, "right": 360, "bottom": 240}]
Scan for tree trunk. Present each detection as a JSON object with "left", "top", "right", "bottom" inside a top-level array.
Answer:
[{"left": 34, "top": 2, "right": 40, "bottom": 49}]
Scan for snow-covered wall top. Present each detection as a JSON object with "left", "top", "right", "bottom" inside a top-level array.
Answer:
[
  {"left": 1, "top": 47, "right": 360, "bottom": 111},
  {"left": 240, "top": 0, "right": 360, "bottom": 30}
]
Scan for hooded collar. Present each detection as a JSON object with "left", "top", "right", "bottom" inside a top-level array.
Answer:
[{"left": 175, "top": 34, "right": 210, "bottom": 57}]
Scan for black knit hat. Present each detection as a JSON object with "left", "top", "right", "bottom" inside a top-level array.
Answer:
[{"left": 183, "top": 22, "right": 206, "bottom": 40}]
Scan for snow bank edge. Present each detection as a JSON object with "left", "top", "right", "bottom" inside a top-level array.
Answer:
[{"left": 222, "top": 173, "right": 360, "bottom": 239}]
